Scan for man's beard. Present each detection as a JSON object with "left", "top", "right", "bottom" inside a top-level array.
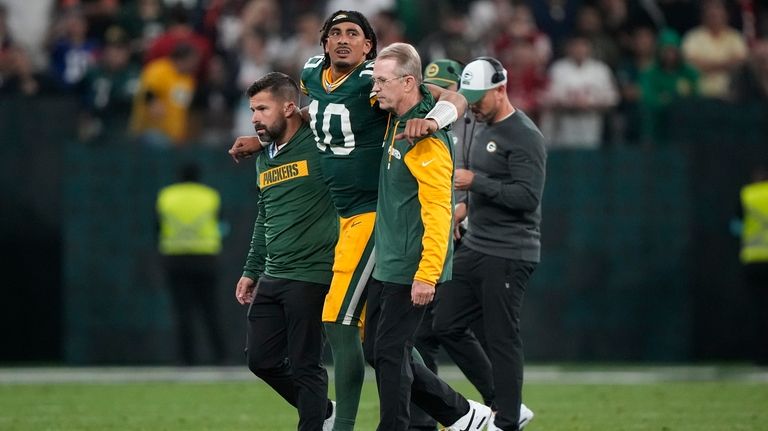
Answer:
[
  {"left": 332, "top": 57, "right": 358, "bottom": 70},
  {"left": 473, "top": 106, "right": 497, "bottom": 124},
  {"left": 255, "top": 120, "right": 287, "bottom": 143}
]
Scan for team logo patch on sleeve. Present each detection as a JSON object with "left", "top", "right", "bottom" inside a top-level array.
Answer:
[{"left": 259, "top": 160, "right": 309, "bottom": 188}]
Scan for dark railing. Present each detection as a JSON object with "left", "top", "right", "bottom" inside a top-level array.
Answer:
[{"left": 2, "top": 95, "right": 765, "bottom": 363}]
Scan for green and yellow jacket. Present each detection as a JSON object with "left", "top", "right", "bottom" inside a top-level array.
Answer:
[{"left": 372, "top": 86, "right": 454, "bottom": 286}]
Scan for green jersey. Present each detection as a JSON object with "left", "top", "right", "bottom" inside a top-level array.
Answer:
[
  {"left": 243, "top": 123, "right": 339, "bottom": 285},
  {"left": 300, "top": 56, "right": 388, "bottom": 218}
]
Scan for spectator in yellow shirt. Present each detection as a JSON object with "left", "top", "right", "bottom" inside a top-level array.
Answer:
[
  {"left": 130, "top": 43, "right": 199, "bottom": 146},
  {"left": 681, "top": 0, "right": 747, "bottom": 99}
]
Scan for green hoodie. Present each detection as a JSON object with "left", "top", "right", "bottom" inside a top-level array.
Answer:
[
  {"left": 639, "top": 28, "right": 699, "bottom": 141},
  {"left": 373, "top": 85, "right": 455, "bottom": 286},
  {"left": 640, "top": 28, "right": 699, "bottom": 109}
]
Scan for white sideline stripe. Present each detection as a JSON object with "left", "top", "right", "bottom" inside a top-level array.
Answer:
[{"left": 1, "top": 366, "right": 768, "bottom": 385}]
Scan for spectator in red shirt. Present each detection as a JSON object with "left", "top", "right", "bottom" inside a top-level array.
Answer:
[{"left": 144, "top": 4, "right": 211, "bottom": 79}]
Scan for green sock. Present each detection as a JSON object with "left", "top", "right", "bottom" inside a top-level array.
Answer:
[{"left": 325, "top": 322, "right": 365, "bottom": 431}]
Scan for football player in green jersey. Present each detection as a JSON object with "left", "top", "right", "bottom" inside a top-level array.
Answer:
[{"left": 229, "top": 11, "right": 466, "bottom": 431}]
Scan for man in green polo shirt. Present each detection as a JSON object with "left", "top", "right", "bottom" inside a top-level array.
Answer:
[{"left": 234, "top": 72, "right": 338, "bottom": 431}]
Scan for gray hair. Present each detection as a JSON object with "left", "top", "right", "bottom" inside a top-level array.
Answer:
[{"left": 377, "top": 42, "right": 422, "bottom": 83}]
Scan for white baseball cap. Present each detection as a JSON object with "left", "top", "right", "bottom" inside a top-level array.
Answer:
[{"left": 458, "top": 58, "right": 507, "bottom": 104}]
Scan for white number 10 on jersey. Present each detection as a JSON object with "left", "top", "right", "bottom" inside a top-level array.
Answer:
[{"left": 308, "top": 100, "right": 356, "bottom": 156}]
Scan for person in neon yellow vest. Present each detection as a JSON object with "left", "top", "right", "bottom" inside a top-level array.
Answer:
[
  {"left": 737, "top": 164, "right": 768, "bottom": 365},
  {"left": 156, "top": 163, "right": 225, "bottom": 365}
]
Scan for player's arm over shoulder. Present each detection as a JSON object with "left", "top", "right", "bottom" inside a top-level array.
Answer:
[{"left": 425, "top": 83, "right": 467, "bottom": 119}]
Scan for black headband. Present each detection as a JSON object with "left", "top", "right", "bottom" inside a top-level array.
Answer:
[{"left": 329, "top": 13, "right": 368, "bottom": 36}]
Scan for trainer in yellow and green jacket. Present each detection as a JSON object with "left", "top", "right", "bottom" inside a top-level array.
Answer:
[{"left": 373, "top": 85, "right": 454, "bottom": 287}]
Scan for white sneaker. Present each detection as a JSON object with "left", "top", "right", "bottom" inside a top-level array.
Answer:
[
  {"left": 519, "top": 403, "right": 534, "bottom": 429},
  {"left": 322, "top": 400, "right": 336, "bottom": 431},
  {"left": 445, "top": 399, "right": 492, "bottom": 431},
  {"left": 487, "top": 404, "right": 535, "bottom": 431}
]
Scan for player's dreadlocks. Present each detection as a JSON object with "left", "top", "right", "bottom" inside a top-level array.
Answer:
[{"left": 319, "top": 10, "right": 378, "bottom": 68}]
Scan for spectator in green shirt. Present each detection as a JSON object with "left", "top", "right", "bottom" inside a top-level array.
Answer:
[{"left": 639, "top": 28, "right": 699, "bottom": 145}]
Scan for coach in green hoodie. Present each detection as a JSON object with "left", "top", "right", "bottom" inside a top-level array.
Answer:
[{"left": 364, "top": 42, "right": 491, "bottom": 431}]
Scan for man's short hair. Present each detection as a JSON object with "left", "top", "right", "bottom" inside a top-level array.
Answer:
[
  {"left": 377, "top": 42, "right": 422, "bottom": 83},
  {"left": 246, "top": 72, "right": 301, "bottom": 104}
]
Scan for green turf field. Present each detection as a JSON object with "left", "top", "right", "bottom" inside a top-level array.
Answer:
[{"left": 1, "top": 367, "right": 767, "bottom": 430}]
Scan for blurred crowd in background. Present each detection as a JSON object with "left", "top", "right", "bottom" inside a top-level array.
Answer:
[{"left": 1, "top": 0, "right": 767, "bottom": 149}]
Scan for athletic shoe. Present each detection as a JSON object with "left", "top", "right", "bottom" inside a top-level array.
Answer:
[
  {"left": 445, "top": 399, "right": 492, "bottom": 431},
  {"left": 487, "top": 403, "right": 534, "bottom": 431},
  {"left": 322, "top": 400, "right": 336, "bottom": 431},
  {"left": 519, "top": 403, "right": 534, "bottom": 429}
]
